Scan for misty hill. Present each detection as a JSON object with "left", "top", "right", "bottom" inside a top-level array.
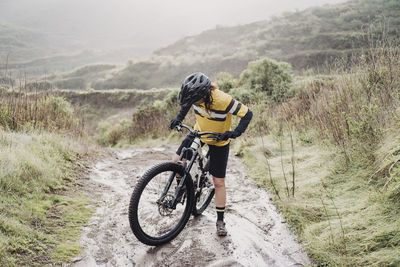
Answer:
[
  {"left": 0, "top": 21, "right": 150, "bottom": 78},
  {"left": 155, "top": 0, "right": 400, "bottom": 69},
  {"left": 0, "top": 22, "right": 52, "bottom": 63},
  {"left": 90, "top": 0, "right": 400, "bottom": 90},
  {"left": 0, "top": 22, "right": 95, "bottom": 77}
]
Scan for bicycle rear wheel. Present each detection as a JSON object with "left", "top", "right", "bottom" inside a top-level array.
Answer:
[
  {"left": 129, "top": 162, "right": 194, "bottom": 246},
  {"left": 192, "top": 174, "right": 214, "bottom": 216}
]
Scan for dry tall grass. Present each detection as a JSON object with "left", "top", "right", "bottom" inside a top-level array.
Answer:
[
  {"left": 0, "top": 89, "right": 84, "bottom": 135},
  {"left": 273, "top": 41, "right": 400, "bottom": 166},
  {"left": 241, "top": 41, "right": 400, "bottom": 266}
]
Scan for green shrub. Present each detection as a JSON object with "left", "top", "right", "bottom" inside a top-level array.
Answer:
[
  {"left": 215, "top": 72, "right": 237, "bottom": 93},
  {"left": 95, "top": 121, "right": 114, "bottom": 146},
  {"left": 95, "top": 120, "right": 132, "bottom": 147},
  {"left": 162, "top": 88, "right": 180, "bottom": 110},
  {"left": 229, "top": 86, "right": 260, "bottom": 104},
  {"left": 238, "top": 58, "right": 293, "bottom": 102}
]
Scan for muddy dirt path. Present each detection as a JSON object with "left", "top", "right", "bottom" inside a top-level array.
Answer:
[{"left": 72, "top": 146, "right": 311, "bottom": 267}]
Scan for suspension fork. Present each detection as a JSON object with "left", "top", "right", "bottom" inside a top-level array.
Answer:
[{"left": 157, "top": 147, "right": 198, "bottom": 209}]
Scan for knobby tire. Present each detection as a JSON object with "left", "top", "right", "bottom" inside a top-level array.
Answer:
[
  {"left": 128, "top": 162, "right": 194, "bottom": 246},
  {"left": 192, "top": 186, "right": 214, "bottom": 216}
]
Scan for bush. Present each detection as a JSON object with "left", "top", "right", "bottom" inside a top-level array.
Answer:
[
  {"left": 239, "top": 58, "right": 293, "bottom": 102},
  {"left": 229, "top": 86, "right": 260, "bottom": 104},
  {"left": 95, "top": 120, "right": 131, "bottom": 146},
  {"left": 163, "top": 88, "right": 180, "bottom": 110},
  {"left": 129, "top": 105, "right": 167, "bottom": 139},
  {"left": 215, "top": 72, "right": 237, "bottom": 93}
]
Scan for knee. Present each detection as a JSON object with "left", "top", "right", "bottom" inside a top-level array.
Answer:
[
  {"left": 172, "top": 154, "right": 179, "bottom": 162},
  {"left": 213, "top": 177, "right": 225, "bottom": 189}
]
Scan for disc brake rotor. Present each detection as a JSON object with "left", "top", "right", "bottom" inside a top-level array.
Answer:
[{"left": 158, "top": 194, "right": 174, "bottom": 216}]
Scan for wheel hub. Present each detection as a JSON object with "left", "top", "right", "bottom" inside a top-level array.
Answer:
[{"left": 158, "top": 194, "right": 174, "bottom": 216}]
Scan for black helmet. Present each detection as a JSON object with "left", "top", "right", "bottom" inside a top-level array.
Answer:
[{"left": 178, "top": 72, "right": 211, "bottom": 108}]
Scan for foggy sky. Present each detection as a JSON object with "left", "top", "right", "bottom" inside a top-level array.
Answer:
[{"left": 0, "top": 0, "right": 348, "bottom": 55}]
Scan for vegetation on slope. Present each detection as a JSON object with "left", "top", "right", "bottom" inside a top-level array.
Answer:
[
  {"left": 94, "top": 88, "right": 181, "bottom": 146},
  {"left": 0, "top": 130, "right": 92, "bottom": 266},
  {"left": 234, "top": 42, "right": 400, "bottom": 265},
  {"left": 91, "top": 0, "right": 400, "bottom": 90},
  {"left": 0, "top": 89, "right": 94, "bottom": 265}
]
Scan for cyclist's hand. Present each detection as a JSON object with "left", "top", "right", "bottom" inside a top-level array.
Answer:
[
  {"left": 169, "top": 118, "right": 181, "bottom": 129},
  {"left": 218, "top": 131, "right": 240, "bottom": 141}
]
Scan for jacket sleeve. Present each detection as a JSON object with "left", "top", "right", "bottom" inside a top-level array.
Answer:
[
  {"left": 176, "top": 105, "right": 191, "bottom": 121},
  {"left": 234, "top": 109, "right": 253, "bottom": 135}
]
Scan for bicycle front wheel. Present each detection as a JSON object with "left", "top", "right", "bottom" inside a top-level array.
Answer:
[{"left": 128, "top": 162, "right": 194, "bottom": 246}]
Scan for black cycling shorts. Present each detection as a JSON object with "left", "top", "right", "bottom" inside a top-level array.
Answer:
[{"left": 176, "top": 136, "right": 230, "bottom": 178}]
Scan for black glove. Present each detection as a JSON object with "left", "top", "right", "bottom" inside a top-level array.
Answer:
[
  {"left": 219, "top": 130, "right": 240, "bottom": 141},
  {"left": 169, "top": 118, "right": 181, "bottom": 129}
]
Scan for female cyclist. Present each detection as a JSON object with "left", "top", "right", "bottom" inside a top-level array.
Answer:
[{"left": 170, "top": 72, "right": 253, "bottom": 236}]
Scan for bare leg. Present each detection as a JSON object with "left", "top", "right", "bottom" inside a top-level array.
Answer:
[
  {"left": 214, "top": 176, "right": 227, "bottom": 236},
  {"left": 213, "top": 177, "right": 226, "bottom": 208},
  {"left": 173, "top": 154, "right": 186, "bottom": 179},
  {"left": 172, "top": 154, "right": 179, "bottom": 162}
]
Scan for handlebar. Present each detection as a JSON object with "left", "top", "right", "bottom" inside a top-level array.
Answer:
[{"left": 175, "top": 123, "right": 222, "bottom": 140}]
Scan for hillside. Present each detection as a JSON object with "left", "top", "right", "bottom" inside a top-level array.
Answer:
[
  {"left": 90, "top": 0, "right": 400, "bottom": 90},
  {"left": 155, "top": 0, "right": 400, "bottom": 68},
  {"left": 0, "top": 22, "right": 148, "bottom": 79},
  {"left": 0, "top": 22, "right": 94, "bottom": 77},
  {"left": 0, "top": 22, "right": 51, "bottom": 63}
]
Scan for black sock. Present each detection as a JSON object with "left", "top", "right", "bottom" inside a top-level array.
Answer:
[{"left": 216, "top": 206, "right": 225, "bottom": 221}]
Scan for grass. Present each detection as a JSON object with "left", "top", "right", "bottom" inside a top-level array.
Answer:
[
  {"left": 230, "top": 41, "right": 400, "bottom": 266},
  {"left": 235, "top": 133, "right": 400, "bottom": 266},
  {"left": 0, "top": 91, "right": 83, "bottom": 135},
  {"left": 0, "top": 129, "right": 94, "bottom": 266}
]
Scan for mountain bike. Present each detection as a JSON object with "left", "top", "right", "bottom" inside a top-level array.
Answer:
[{"left": 128, "top": 124, "right": 220, "bottom": 246}]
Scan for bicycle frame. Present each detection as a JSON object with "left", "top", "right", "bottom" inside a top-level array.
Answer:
[
  {"left": 158, "top": 141, "right": 202, "bottom": 209},
  {"left": 158, "top": 126, "right": 216, "bottom": 210}
]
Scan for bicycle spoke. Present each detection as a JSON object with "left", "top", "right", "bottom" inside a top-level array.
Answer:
[{"left": 136, "top": 170, "right": 187, "bottom": 238}]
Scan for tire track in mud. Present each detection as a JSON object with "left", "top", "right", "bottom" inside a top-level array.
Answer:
[{"left": 72, "top": 146, "right": 311, "bottom": 267}]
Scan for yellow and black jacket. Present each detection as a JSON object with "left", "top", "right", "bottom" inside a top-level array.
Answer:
[{"left": 193, "top": 89, "right": 249, "bottom": 146}]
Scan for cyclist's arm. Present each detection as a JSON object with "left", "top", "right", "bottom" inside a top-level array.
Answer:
[
  {"left": 176, "top": 105, "right": 191, "bottom": 121},
  {"left": 234, "top": 109, "right": 253, "bottom": 136},
  {"left": 170, "top": 105, "right": 191, "bottom": 129},
  {"left": 228, "top": 98, "right": 253, "bottom": 136}
]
